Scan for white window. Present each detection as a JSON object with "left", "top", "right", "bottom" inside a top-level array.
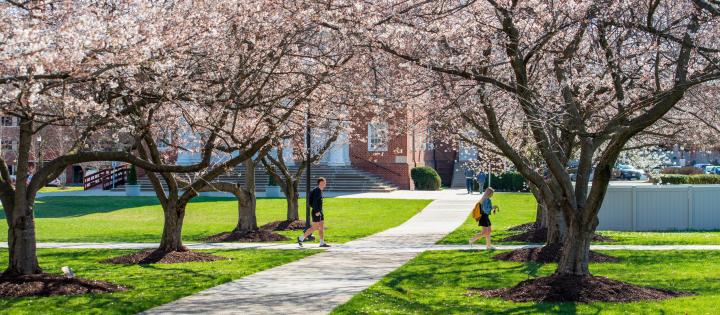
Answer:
[
  {"left": 423, "top": 127, "right": 435, "bottom": 151},
  {"left": 1, "top": 140, "right": 15, "bottom": 151},
  {"left": 368, "top": 122, "right": 388, "bottom": 152},
  {"left": 1, "top": 116, "right": 14, "bottom": 126}
]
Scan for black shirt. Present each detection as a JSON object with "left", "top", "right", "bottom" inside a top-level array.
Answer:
[{"left": 309, "top": 187, "right": 323, "bottom": 212}]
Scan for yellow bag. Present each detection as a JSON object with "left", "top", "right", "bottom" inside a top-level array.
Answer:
[{"left": 472, "top": 202, "right": 482, "bottom": 221}]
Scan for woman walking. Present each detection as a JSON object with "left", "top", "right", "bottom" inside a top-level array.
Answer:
[{"left": 469, "top": 188, "right": 499, "bottom": 250}]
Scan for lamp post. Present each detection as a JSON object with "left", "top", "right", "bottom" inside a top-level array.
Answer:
[
  {"left": 304, "top": 105, "right": 314, "bottom": 241},
  {"left": 679, "top": 145, "right": 686, "bottom": 166},
  {"left": 36, "top": 135, "right": 43, "bottom": 170}
]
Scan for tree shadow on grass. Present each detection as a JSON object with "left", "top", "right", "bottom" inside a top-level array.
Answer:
[{"left": 0, "top": 196, "right": 237, "bottom": 219}]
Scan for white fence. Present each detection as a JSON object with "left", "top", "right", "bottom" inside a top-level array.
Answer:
[{"left": 597, "top": 185, "right": 720, "bottom": 231}]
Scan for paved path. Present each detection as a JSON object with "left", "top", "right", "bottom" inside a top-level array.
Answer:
[
  {"left": 4, "top": 242, "right": 720, "bottom": 252},
  {"left": 140, "top": 198, "right": 474, "bottom": 315}
]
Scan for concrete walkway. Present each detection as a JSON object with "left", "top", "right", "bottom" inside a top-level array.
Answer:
[
  {"left": 140, "top": 198, "right": 474, "bottom": 315},
  {"left": 4, "top": 242, "right": 720, "bottom": 252}
]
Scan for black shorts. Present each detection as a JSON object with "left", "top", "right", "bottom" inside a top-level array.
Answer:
[
  {"left": 478, "top": 213, "right": 491, "bottom": 227},
  {"left": 312, "top": 210, "right": 324, "bottom": 222}
]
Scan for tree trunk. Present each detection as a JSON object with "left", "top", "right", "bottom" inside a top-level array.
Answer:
[
  {"left": 556, "top": 216, "right": 594, "bottom": 276},
  {"left": 535, "top": 203, "right": 544, "bottom": 226},
  {"left": 3, "top": 118, "right": 41, "bottom": 276},
  {"left": 544, "top": 204, "right": 565, "bottom": 245},
  {"left": 285, "top": 180, "right": 300, "bottom": 221},
  {"left": 235, "top": 158, "right": 258, "bottom": 232},
  {"left": 4, "top": 202, "right": 42, "bottom": 276},
  {"left": 234, "top": 190, "right": 257, "bottom": 232},
  {"left": 158, "top": 201, "right": 187, "bottom": 252},
  {"left": 534, "top": 190, "right": 563, "bottom": 245},
  {"left": 3, "top": 203, "right": 42, "bottom": 276}
]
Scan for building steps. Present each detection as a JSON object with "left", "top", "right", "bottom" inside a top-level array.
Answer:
[{"left": 112, "top": 165, "right": 398, "bottom": 193}]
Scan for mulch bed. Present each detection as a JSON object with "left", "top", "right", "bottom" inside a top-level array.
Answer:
[
  {"left": 499, "top": 227, "right": 614, "bottom": 243},
  {"left": 468, "top": 274, "right": 689, "bottom": 303},
  {"left": 202, "top": 229, "right": 290, "bottom": 243},
  {"left": 492, "top": 243, "right": 620, "bottom": 263},
  {"left": 102, "top": 250, "right": 227, "bottom": 265},
  {"left": 0, "top": 274, "right": 126, "bottom": 298},
  {"left": 260, "top": 220, "right": 307, "bottom": 231},
  {"left": 507, "top": 222, "right": 540, "bottom": 232}
]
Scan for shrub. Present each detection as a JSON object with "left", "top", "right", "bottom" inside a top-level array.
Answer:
[
  {"left": 661, "top": 166, "right": 703, "bottom": 175},
  {"left": 654, "top": 174, "right": 720, "bottom": 185},
  {"left": 475, "top": 171, "right": 528, "bottom": 192},
  {"left": 411, "top": 166, "right": 441, "bottom": 191},
  {"left": 127, "top": 165, "right": 138, "bottom": 185},
  {"left": 655, "top": 174, "right": 689, "bottom": 184},
  {"left": 268, "top": 174, "right": 278, "bottom": 186},
  {"left": 688, "top": 174, "right": 720, "bottom": 184}
]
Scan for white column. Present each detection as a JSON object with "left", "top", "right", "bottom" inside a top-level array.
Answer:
[
  {"left": 175, "top": 118, "right": 202, "bottom": 165},
  {"left": 327, "top": 132, "right": 349, "bottom": 166},
  {"left": 282, "top": 138, "right": 295, "bottom": 166}
]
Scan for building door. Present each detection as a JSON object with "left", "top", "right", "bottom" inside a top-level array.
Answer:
[{"left": 72, "top": 166, "right": 84, "bottom": 184}]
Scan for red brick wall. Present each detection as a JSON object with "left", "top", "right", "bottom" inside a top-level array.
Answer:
[
  {"left": 349, "top": 109, "right": 414, "bottom": 189},
  {"left": 347, "top": 108, "right": 459, "bottom": 189},
  {"left": 349, "top": 123, "right": 413, "bottom": 189},
  {"left": 425, "top": 141, "right": 457, "bottom": 186}
]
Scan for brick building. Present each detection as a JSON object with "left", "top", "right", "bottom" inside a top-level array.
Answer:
[
  {"left": 3, "top": 110, "right": 461, "bottom": 190},
  {"left": 0, "top": 116, "right": 86, "bottom": 185}
]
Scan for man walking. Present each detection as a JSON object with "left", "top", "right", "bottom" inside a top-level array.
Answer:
[
  {"left": 475, "top": 171, "right": 487, "bottom": 193},
  {"left": 298, "top": 177, "right": 330, "bottom": 247},
  {"left": 464, "top": 167, "right": 475, "bottom": 194}
]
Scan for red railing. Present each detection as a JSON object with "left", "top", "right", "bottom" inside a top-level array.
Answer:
[{"left": 83, "top": 164, "right": 129, "bottom": 190}]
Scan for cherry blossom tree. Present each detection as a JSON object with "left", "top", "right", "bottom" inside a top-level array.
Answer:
[
  {"left": 337, "top": 0, "right": 720, "bottom": 297},
  {"left": 261, "top": 117, "right": 347, "bottom": 226},
  {"left": 0, "top": 1, "right": 231, "bottom": 276}
]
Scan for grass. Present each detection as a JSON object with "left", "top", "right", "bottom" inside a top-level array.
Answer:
[
  {"left": 38, "top": 186, "right": 84, "bottom": 193},
  {"left": 0, "top": 197, "right": 431, "bottom": 244},
  {"left": 0, "top": 248, "right": 316, "bottom": 315},
  {"left": 438, "top": 192, "right": 720, "bottom": 245},
  {"left": 439, "top": 193, "right": 538, "bottom": 244},
  {"left": 331, "top": 250, "right": 720, "bottom": 314}
]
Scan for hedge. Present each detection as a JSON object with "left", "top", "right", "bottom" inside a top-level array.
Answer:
[
  {"left": 661, "top": 166, "right": 704, "bottom": 175},
  {"left": 475, "top": 171, "right": 528, "bottom": 192},
  {"left": 653, "top": 174, "right": 720, "bottom": 185},
  {"left": 127, "top": 165, "right": 138, "bottom": 185},
  {"left": 411, "top": 166, "right": 442, "bottom": 191}
]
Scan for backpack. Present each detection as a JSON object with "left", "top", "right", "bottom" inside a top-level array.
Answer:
[{"left": 472, "top": 202, "right": 482, "bottom": 221}]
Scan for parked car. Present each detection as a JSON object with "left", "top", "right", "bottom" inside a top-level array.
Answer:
[
  {"left": 570, "top": 168, "right": 595, "bottom": 182},
  {"left": 694, "top": 163, "right": 713, "bottom": 172},
  {"left": 46, "top": 178, "right": 62, "bottom": 187},
  {"left": 615, "top": 164, "right": 645, "bottom": 180},
  {"left": 705, "top": 165, "right": 720, "bottom": 175}
]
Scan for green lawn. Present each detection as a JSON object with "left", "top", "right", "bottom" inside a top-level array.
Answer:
[
  {"left": 0, "top": 248, "right": 315, "bottom": 315},
  {"left": 38, "top": 186, "right": 84, "bottom": 194},
  {"left": 439, "top": 193, "right": 720, "bottom": 245},
  {"left": 0, "top": 197, "right": 431, "bottom": 244},
  {"left": 439, "top": 193, "right": 538, "bottom": 244},
  {"left": 332, "top": 250, "right": 720, "bottom": 314}
]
